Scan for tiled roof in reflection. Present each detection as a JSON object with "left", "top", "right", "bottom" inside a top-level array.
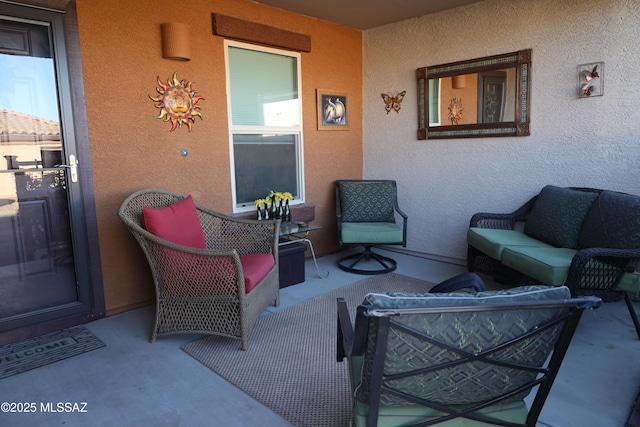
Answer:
[{"left": 0, "top": 109, "right": 60, "bottom": 136}]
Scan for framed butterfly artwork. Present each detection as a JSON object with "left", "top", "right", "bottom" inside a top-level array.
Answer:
[
  {"left": 577, "top": 62, "right": 603, "bottom": 98},
  {"left": 381, "top": 90, "right": 406, "bottom": 114},
  {"left": 317, "top": 89, "right": 349, "bottom": 130}
]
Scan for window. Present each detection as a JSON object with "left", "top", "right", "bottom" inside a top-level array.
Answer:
[
  {"left": 225, "top": 41, "right": 304, "bottom": 211},
  {"left": 429, "top": 78, "right": 441, "bottom": 126}
]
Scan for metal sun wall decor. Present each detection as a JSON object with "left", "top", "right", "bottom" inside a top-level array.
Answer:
[
  {"left": 149, "top": 72, "right": 204, "bottom": 131},
  {"left": 448, "top": 97, "right": 463, "bottom": 125},
  {"left": 381, "top": 90, "right": 406, "bottom": 114},
  {"left": 578, "top": 62, "right": 603, "bottom": 98}
]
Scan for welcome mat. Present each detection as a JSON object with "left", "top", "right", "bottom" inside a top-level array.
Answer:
[
  {"left": 181, "top": 273, "right": 434, "bottom": 427},
  {"left": 0, "top": 326, "right": 105, "bottom": 380}
]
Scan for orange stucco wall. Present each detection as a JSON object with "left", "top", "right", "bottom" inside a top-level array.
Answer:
[{"left": 75, "top": 0, "right": 363, "bottom": 315}]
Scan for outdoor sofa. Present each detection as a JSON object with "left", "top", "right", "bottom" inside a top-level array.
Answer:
[{"left": 467, "top": 185, "right": 640, "bottom": 337}]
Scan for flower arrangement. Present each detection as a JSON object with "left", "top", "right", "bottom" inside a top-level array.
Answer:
[
  {"left": 254, "top": 190, "right": 293, "bottom": 221},
  {"left": 269, "top": 190, "right": 293, "bottom": 203}
]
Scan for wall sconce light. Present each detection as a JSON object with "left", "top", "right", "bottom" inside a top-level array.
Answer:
[
  {"left": 452, "top": 75, "right": 466, "bottom": 89},
  {"left": 161, "top": 22, "right": 191, "bottom": 61}
]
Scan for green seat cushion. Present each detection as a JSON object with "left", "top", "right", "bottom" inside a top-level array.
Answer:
[
  {"left": 467, "top": 228, "right": 553, "bottom": 261},
  {"left": 618, "top": 271, "right": 640, "bottom": 294},
  {"left": 578, "top": 190, "right": 640, "bottom": 249},
  {"left": 523, "top": 186, "right": 598, "bottom": 249},
  {"left": 501, "top": 246, "right": 578, "bottom": 286},
  {"left": 352, "top": 386, "right": 527, "bottom": 427},
  {"left": 349, "top": 353, "right": 528, "bottom": 427},
  {"left": 341, "top": 222, "right": 403, "bottom": 244}
]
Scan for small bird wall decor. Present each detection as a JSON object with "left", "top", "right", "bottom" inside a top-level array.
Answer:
[
  {"left": 578, "top": 62, "right": 603, "bottom": 97},
  {"left": 381, "top": 90, "right": 406, "bottom": 114}
]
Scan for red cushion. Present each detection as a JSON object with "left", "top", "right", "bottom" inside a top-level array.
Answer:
[
  {"left": 240, "top": 253, "right": 275, "bottom": 293},
  {"left": 142, "top": 195, "right": 206, "bottom": 248}
]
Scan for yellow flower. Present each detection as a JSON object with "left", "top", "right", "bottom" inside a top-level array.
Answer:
[
  {"left": 254, "top": 198, "right": 266, "bottom": 207},
  {"left": 265, "top": 190, "right": 292, "bottom": 203}
]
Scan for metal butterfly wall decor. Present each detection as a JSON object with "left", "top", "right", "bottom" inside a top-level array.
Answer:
[
  {"left": 381, "top": 90, "right": 406, "bottom": 114},
  {"left": 578, "top": 62, "right": 604, "bottom": 97}
]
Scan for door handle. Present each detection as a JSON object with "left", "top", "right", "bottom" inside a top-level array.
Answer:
[{"left": 55, "top": 154, "right": 78, "bottom": 183}]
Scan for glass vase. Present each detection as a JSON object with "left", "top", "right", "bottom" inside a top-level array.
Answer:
[{"left": 284, "top": 200, "right": 291, "bottom": 222}]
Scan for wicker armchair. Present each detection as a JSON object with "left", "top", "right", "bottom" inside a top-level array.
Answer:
[{"left": 118, "top": 189, "right": 280, "bottom": 350}]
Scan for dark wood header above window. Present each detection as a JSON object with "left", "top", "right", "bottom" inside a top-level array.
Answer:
[{"left": 212, "top": 14, "right": 311, "bottom": 52}]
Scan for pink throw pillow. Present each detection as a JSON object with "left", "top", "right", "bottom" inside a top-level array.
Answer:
[{"left": 142, "top": 195, "right": 206, "bottom": 248}]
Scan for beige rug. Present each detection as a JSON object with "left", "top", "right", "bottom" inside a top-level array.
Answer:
[{"left": 181, "top": 273, "right": 434, "bottom": 427}]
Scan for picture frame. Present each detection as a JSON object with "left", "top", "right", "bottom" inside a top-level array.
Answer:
[
  {"left": 577, "top": 62, "right": 603, "bottom": 98},
  {"left": 477, "top": 72, "right": 507, "bottom": 123},
  {"left": 316, "top": 89, "right": 349, "bottom": 130}
]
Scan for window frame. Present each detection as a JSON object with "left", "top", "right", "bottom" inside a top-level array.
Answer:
[{"left": 224, "top": 40, "right": 305, "bottom": 212}]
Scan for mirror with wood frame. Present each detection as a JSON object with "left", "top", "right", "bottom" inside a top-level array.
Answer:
[{"left": 417, "top": 49, "right": 531, "bottom": 140}]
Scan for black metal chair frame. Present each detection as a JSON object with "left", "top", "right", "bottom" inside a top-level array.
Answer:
[
  {"left": 335, "top": 180, "right": 408, "bottom": 275},
  {"left": 337, "top": 296, "right": 601, "bottom": 427}
]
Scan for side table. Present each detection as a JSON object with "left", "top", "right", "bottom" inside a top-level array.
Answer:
[{"left": 279, "top": 221, "right": 329, "bottom": 279}]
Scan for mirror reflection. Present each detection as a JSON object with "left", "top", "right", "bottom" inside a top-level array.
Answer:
[
  {"left": 429, "top": 69, "right": 517, "bottom": 126},
  {"left": 417, "top": 49, "right": 531, "bottom": 140}
]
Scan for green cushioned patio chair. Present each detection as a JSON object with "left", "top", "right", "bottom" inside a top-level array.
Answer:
[
  {"left": 337, "top": 286, "right": 601, "bottom": 427},
  {"left": 336, "top": 180, "right": 408, "bottom": 275}
]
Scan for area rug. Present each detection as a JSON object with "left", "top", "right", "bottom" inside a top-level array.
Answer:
[
  {"left": 0, "top": 325, "right": 105, "bottom": 380},
  {"left": 181, "top": 273, "right": 434, "bottom": 427}
]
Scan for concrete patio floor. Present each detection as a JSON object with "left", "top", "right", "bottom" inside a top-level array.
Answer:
[{"left": 1, "top": 249, "right": 639, "bottom": 426}]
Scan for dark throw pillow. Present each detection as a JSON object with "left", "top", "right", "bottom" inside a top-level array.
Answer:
[
  {"left": 578, "top": 190, "right": 640, "bottom": 249},
  {"left": 524, "top": 186, "right": 598, "bottom": 248}
]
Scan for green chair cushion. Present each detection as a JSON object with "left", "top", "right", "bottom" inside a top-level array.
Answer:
[
  {"left": 341, "top": 222, "right": 403, "bottom": 244},
  {"left": 351, "top": 382, "right": 528, "bottom": 427},
  {"left": 523, "top": 185, "right": 598, "bottom": 249},
  {"left": 339, "top": 181, "right": 396, "bottom": 222},
  {"left": 618, "top": 271, "right": 640, "bottom": 293},
  {"left": 363, "top": 285, "right": 570, "bottom": 308},
  {"left": 467, "top": 227, "right": 553, "bottom": 261},
  {"left": 501, "top": 246, "right": 577, "bottom": 286},
  {"left": 578, "top": 190, "right": 640, "bottom": 249}
]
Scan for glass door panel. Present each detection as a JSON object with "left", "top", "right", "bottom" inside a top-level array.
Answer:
[{"left": 0, "top": 17, "right": 79, "bottom": 321}]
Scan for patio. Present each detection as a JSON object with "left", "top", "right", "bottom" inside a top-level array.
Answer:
[{"left": 1, "top": 248, "right": 639, "bottom": 426}]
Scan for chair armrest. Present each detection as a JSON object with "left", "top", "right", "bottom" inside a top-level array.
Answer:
[
  {"left": 140, "top": 234, "right": 250, "bottom": 295},
  {"left": 219, "top": 218, "right": 280, "bottom": 256},
  {"left": 337, "top": 298, "right": 353, "bottom": 362},
  {"left": 566, "top": 247, "right": 640, "bottom": 293},
  {"left": 198, "top": 207, "right": 280, "bottom": 256},
  {"left": 394, "top": 205, "right": 408, "bottom": 246},
  {"left": 469, "top": 195, "right": 538, "bottom": 229},
  {"left": 337, "top": 299, "right": 370, "bottom": 362}
]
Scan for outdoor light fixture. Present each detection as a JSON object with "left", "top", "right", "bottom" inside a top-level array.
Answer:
[
  {"left": 161, "top": 22, "right": 191, "bottom": 61},
  {"left": 452, "top": 75, "right": 466, "bottom": 89}
]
